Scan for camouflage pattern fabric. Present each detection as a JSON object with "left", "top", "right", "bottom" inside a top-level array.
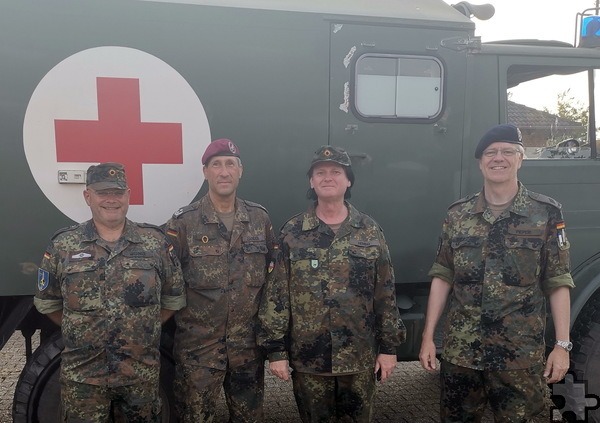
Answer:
[
  {"left": 164, "top": 195, "right": 277, "bottom": 418},
  {"left": 34, "top": 219, "right": 186, "bottom": 386},
  {"left": 61, "top": 379, "right": 161, "bottom": 422},
  {"left": 258, "top": 202, "right": 405, "bottom": 374},
  {"left": 292, "top": 371, "right": 376, "bottom": 423},
  {"left": 174, "top": 358, "right": 265, "bottom": 423},
  {"left": 440, "top": 360, "right": 546, "bottom": 422},
  {"left": 429, "top": 183, "right": 575, "bottom": 371},
  {"left": 86, "top": 162, "right": 127, "bottom": 190}
]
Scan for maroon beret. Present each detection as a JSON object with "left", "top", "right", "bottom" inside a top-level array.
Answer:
[{"left": 202, "top": 138, "right": 240, "bottom": 165}]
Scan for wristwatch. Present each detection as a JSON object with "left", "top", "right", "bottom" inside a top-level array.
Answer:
[{"left": 555, "top": 340, "right": 573, "bottom": 351}]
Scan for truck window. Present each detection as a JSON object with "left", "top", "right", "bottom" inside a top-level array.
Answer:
[
  {"left": 354, "top": 54, "right": 443, "bottom": 120},
  {"left": 506, "top": 68, "right": 590, "bottom": 160}
]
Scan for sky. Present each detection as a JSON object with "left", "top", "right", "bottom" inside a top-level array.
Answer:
[{"left": 444, "top": 0, "right": 599, "bottom": 111}]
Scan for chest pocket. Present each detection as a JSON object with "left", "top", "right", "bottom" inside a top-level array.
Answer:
[
  {"left": 450, "top": 236, "right": 485, "bottom": 284},
  {"left": 121, "top": 259, "right": 159, "bottom": 306},
  {"left": 348, "top": 245, "right": 380, "bottom": 260},
  {"left": 451, "top": 236, "right": 483, "bottom": 249},
  {"left": 348, "top": 241, "right": 380, "bottom": 293},
  {"left": 190, "top": 243, "right": 226, "bottom": 257},
  {"left": 289, "top": 247, "right": 323, "bottom": 273},
  {"left": 242, "top": 240, "right": 268, "bottom": 287},
  {"left": 188, "top": 236, "right": 227, "bottom": 289},
  {"left": 289, "top": 247, "right": 326, "bottom": 293},
  {"left": 242, "top": 242, "right": 268, "bottom": 254},
  {"left": 63, "top": 260, "right": 100, "bottom": 312},
  {"left": 504, "top": 228, "right": 544, "bottom": 286}
]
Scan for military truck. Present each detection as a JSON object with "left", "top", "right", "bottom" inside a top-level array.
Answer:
[{"left": 3, "top": 0, "right": 600, "bottom": 421}]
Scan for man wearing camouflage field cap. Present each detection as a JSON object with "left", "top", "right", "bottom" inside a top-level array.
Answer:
[
  {"left": 165, "top": 139, "right": 278, "bottom": 422},
  {"left": 259, "top": 145, "right": 406, "bottom": 422},
  {"left": 419, "top": 124, "right": 574, "bottom": 421},
  {"left": 34, "top": 162, "right": 186, "bottom": 422}
]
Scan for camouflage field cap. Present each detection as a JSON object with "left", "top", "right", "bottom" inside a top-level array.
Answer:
[
  {"left": 202, "top": 138, "right": 240, "bottom": 165},
  {"left": 86, "top": 162, "right": 128, "bottom": 190},
  {"left": 310, "top": 146, "right": 352, "bottom": 169}
]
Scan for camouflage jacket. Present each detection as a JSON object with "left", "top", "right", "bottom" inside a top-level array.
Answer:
[
  {"left": 258, "top": 202, "right": 406, "bottom": 375},
  {"left": 34, "top": 219, "right": 186, "bottom": 386},
  {"left": 165, "top": 195, "right": 277, "bottom": 370},
  {"left": 429, "top": 183, "right": 575, "bottom": 371}
]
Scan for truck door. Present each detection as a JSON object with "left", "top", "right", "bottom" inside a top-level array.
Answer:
[{"left": 328, "top": 21, "right": 470, "bottom": 284}]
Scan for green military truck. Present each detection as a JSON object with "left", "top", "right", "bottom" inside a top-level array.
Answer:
[{"left": 3, "top": 0, "right": 600, "bottom": 421}]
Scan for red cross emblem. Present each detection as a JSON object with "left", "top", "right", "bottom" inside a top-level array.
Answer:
[{"left": 54, "top": 77, "right": 183, "bottom": 205}]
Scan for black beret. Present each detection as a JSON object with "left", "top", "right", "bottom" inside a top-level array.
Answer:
[{"left": 475, "top": 124, "right": 523, "bottom": 159}]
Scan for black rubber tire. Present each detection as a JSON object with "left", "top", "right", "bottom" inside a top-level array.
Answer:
[
  {"left": 12, "top": 331, "right": 177, "bottom": 422},
  {"left": 12, "top": 330, "right": 63, "bottom": 423},
  {"left": 566, "top": 293, "right": 600, "bottom": 422}
]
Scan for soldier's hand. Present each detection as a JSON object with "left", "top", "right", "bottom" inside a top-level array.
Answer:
[
  {"left": 419, "top": 339, "right": 438, "bottom": 371},
  {"left": 269, "top": 359, "right": 291, "bottom": 381},
  {"left": 375, "top": 353, "right": 397, "bottom": 383},
  {"left": 544, "top": 347, "right": 569, "bottom": 384}
]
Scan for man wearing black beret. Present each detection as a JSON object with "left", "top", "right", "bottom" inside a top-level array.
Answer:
[{"left": 419, "top": 124, "right": 575, "bottom": 421}]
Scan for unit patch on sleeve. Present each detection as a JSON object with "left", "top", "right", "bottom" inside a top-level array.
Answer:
[{"left": 37, "top": 268, "right": 50, "bottom": 291}]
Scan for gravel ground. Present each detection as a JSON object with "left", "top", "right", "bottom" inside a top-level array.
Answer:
[{"left": 1, "top": 331, "right": 564, "bottom": 422}]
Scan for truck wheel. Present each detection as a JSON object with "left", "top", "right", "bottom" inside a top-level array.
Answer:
[
  {"left": 12, "top": 331, "right": 177, "bottom": 422},
  {"left": 12, "top": 330, "right": 62, "bottom": 423},
  {"left": 566, "top": 294, "right": 600, "bottom": 422}
]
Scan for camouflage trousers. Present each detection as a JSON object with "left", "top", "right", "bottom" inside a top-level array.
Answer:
[
  {"left": 440, "top": 360, "right": 546, "bottom": 422},
  {"left": 174, "top": 358, "right": 264, "bottom": 423},
  {"left": 61, "top": 379, "right": 161, "bottom": 423},
  {"left": 292, "top": 370, "right": 376, "bottom": 423}
]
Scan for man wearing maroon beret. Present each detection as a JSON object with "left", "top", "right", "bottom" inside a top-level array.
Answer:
[{"left": 165, "top": 139, "right": 278, "bottom": 422}]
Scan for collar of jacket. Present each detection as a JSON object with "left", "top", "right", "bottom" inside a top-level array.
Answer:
[
  {"left": 471, "top": 181, "right": 530, "bottom": 218},
  {"left": 82, "top": 219, "right": 144, "bottom": 244},
  {"left": 301, "top": 201, "right": 364, "bottom": 232},
  {"left": 199, "top": 194, "right": 250, "bottom": 225}
]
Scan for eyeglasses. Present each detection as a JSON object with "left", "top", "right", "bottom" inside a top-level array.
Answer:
[
  {"left": 92, "top": 189, "right": 127, "bottom": 198},
  {"left": 482, "top": 148, "right": 520, "bottom": 158}
]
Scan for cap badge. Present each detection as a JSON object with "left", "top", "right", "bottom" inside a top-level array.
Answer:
[
  {"left": 228, "top": 141, "right": 237, "bottom": 154},
  {"left": 201, "top": 235, "right": 209, "bottom": 243},
  {"left": 108, "top": 169, "right": 116, "bottom": 176},
  {"left": 324, "top": 149, "right": 332, "bottom": 157}
]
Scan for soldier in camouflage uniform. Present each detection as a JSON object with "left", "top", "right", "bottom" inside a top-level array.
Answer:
[
  {"left": 258, "top": 146, "right": 406, "bottom": 423},
  {"left": 34, "top": 162, "right": 186, "bottom": 422},
  {"left": 164, "top": 139, "right": 278, "bottom": 422},
  {"left": 419, "top": 124, "right": 575, "bottom": 422}
]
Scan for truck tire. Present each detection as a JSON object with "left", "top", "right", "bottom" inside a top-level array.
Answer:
[
  {"left": 12, "top": 331, "right": 177, "bottom": 422},
  {"left": 12, "top": 330, "right": 62, "bottom": 423},
  {"left": 567, "top": 294, "right": 600, "bottom": 422}
]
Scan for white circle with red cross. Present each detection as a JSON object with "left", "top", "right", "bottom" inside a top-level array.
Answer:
[{"left": 24, "top": 46, "right": 209, "bottom": 225}]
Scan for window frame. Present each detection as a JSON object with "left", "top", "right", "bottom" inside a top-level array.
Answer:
[{"left": 351, "top": 53, "right": 446, "bottom": 124}]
